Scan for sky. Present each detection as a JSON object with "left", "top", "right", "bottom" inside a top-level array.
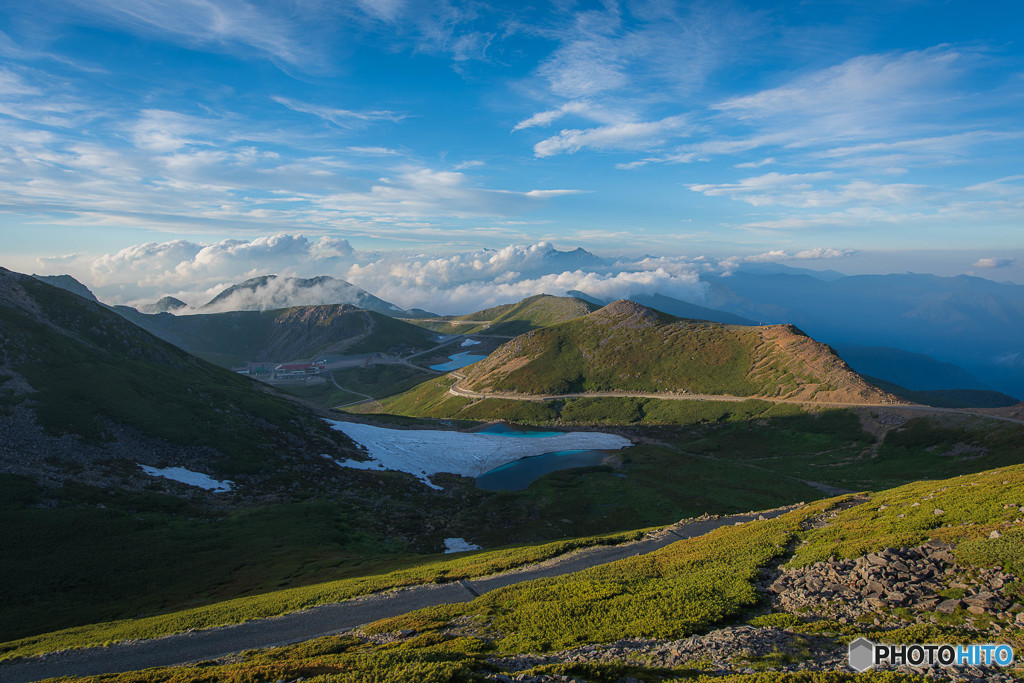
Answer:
[{"left": 1, "top": 0, "right": 1023, "bottom": 310}]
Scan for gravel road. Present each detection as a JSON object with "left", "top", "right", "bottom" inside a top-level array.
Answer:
[{"left": 0, "top": 507, "right": 797, "bottom": 683}]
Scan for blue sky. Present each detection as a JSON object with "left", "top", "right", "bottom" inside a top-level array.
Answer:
[{"left": 1, "top": 0, "right": 1023, "bottom": 306}]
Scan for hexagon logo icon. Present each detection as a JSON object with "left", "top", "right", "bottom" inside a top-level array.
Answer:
[{"left": 848, "top": 637, "right": 876, "bottom": 672}]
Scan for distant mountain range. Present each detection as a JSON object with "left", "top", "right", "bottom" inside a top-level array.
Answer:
[
  {"left": 569, "top": 290, "right": 757, "bottom": 326},
  {"left": 138, "top": 296, "right": 188, "bottom": 314},
  {"left": 702, "top": 268, "right": 1024, "bottom": 397},
  {"left": 30, "top": 265, "right": 1024, "bottom": 398}
]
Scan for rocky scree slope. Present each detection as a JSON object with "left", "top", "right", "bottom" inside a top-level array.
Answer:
[{"left": 459, "top": 300, "right": 898, "bottom": 404}]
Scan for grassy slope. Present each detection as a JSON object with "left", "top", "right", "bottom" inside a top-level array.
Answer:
[
  {"left": 8, "top": 442, "right": 1024, "bottom": 679},
  {"left": 356, "top": 465, "right": 1024, "bottom": 662},
  {"left": 0, "top": 527, "right": 647, "bottom": 661},
  {"left": 408, "top": 294, "right": 599, "bottom": 336},
  {"left": 692, "top": 413, "right": 1024, "bottom": 492},
  {"left": 117, "top": 304, "right": 437, "bottom": 367},
  {"left": 0, "top": 274, "right": 353, "bottom": 473},
  {"left": 361, "top": 374, "right": 813, "bottom": 426},
  {"left": 457, "top": 301, "right": 891, "bottom": 403},
  {"left": 61, "top": 467, "right": 1022, "bottom": 681}
]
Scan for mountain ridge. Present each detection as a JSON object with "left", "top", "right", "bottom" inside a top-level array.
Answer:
[{"left": 458, "top": 300, "right": 897, "bottom": 404}]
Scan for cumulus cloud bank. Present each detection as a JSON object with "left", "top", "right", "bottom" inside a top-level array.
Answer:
[
  {"left": 42, "top": 234, "right": 857, "bottom": 315},
  {"left": 973, "top": 257, "right": 1016, "bottom": 269}
]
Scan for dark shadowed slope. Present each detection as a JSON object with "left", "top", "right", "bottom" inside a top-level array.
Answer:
[{"left": 117, "top": 303, "right": 439, "bottom": 367}]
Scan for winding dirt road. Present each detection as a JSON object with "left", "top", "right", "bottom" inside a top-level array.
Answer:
[
  {"left": 0, "top": 508, "right": 797, "bottom": 683},
  {"left": 446, "top": 380, "right": 1024, "bottom": 425}
]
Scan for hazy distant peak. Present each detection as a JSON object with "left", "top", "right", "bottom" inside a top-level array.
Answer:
[
  {"left": 139, "top": 296, "right": 189, "bottom": 314},
  {"left": 199, "top": 273, "right": 418, "bottom": 317},
  {"left": 30, "top": 274, "right": 99, "bottom": 302},
  {"left": 734, "top": 263, "right": 847, "bottom": 281}
]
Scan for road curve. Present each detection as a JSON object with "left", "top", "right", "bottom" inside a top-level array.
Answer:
[
  {"left": 0, "top": 508, "right": 797, "bottom": 683},
  {"left": 446, "top": 383, "right": 1024, "bottom": 425}
]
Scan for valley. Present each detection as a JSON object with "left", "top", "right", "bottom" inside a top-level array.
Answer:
[{"left": 3, "top": 270, "right": 1024, "bottom": 682}]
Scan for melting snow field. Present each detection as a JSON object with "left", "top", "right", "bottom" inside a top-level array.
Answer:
[
  {"left": 326, "top": 420, "right": 632, "bottom": 489},
  {"left": 460, "top": 338, "right": 482, "bottom": 347},
  {"left": 444, "top": 537, "right": 482, "bottom": 553},
  {"left": 138, "top": 465, "right": 233, "bottom": 492}
]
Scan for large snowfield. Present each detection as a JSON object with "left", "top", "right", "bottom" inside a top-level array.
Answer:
[{"left": 326, "top": 420, "right": 631, "bottom": 489}]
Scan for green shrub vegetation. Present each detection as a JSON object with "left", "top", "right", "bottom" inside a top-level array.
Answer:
[
  {"left": 477, "top": 312, "right": 767, "bottom": 396},
  {"left": 788, "top": 463, "right": 1024, "bottom": 568},
  {"left": 49, "top": 635, "right": 929, "bottom": 683},
  {"left": 369, "top": 500, "right": 840, "bottom": 651},
  {"left": 0, "top": 528, "right": 644, "bottom": 661}
]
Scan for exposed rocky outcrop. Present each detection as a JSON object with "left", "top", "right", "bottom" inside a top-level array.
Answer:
[{"left": 766, "top": 540, "right": 1020, "bottom": 628}]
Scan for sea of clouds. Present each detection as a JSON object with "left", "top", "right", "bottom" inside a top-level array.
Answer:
[{"left": 45, "top": 233, "right": 846, "bottom": 315}]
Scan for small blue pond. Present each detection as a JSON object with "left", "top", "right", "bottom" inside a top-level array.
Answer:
[
  {"left": 430, "top": 352, "right": 487, "bottom": 372},
  {"left": 475, "top": 449, "right": 612, "bottom": 491}
]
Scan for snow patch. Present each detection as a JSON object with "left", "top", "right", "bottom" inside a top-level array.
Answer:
[
  {"left": 460, "top": 338, "right": 482, "bottom": 347},
  {"left": 444, "top": 537, "right": 481, "bottom": 554},
  {"left": 138, "top": 465, "right": 233, "bottom": 492},
  {"left": 325, "top": 420, "right": 632, "bottom": 489}
]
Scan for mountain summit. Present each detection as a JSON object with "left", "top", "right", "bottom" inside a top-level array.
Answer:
[
  {"left": 201, "top": 274, "right": 432, "bottom": 317},
  {"left": 458, "top": 300, "right": 897, "bottom": 404}
]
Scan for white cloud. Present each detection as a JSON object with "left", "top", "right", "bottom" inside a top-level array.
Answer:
[
  {"left": 513, "top": 101, "right": 592, "bottom": 131},
  {"left": 534, "top": 3, "right": 753, "bottom": 101},
  {"left": 68, "top": 237, "right": 720, "bottom": 314},
  {"left": 714, "top": 47, "right": 967, "bottom": 133},
  {"left": 319, "top": 167, "right": 585, "bottom": 218},
  {"left": 533, "top": 115, "right": 690, "bottom": 157},
  {"left": 522, "top": 189, "right": 588, "bottom": 198},
  {"left": 347, "top": 146, "right": 402, "bottom": 156},
  {"left": 735, "top": 157, "right": 775, "bottom": 169},
  {"left": 689, "top": 173, "right": 924, "bottom": 208},
  {"left": 60, "top": 0, "right": 317, "bottom": 66},
  {"left": 88, "top": 234, "right": 354, "bottom": 291},
  {"left": 132, "top": 109, "right": 215, "bottom": 152},
  {"left": 793, "top": 247, "right": 855, "bottom": 260},
  {"left": 742, "top": 250, "right": 789, "bottom": 263},
  {"left": 973, "top": 257, "right": 1016, "bottom": 269},
  {"left": 273, "top": 96, "right": 405, "bottom": 126},
  {"left": 356, "top": 0, "right": 406, "bottom": 23}
]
